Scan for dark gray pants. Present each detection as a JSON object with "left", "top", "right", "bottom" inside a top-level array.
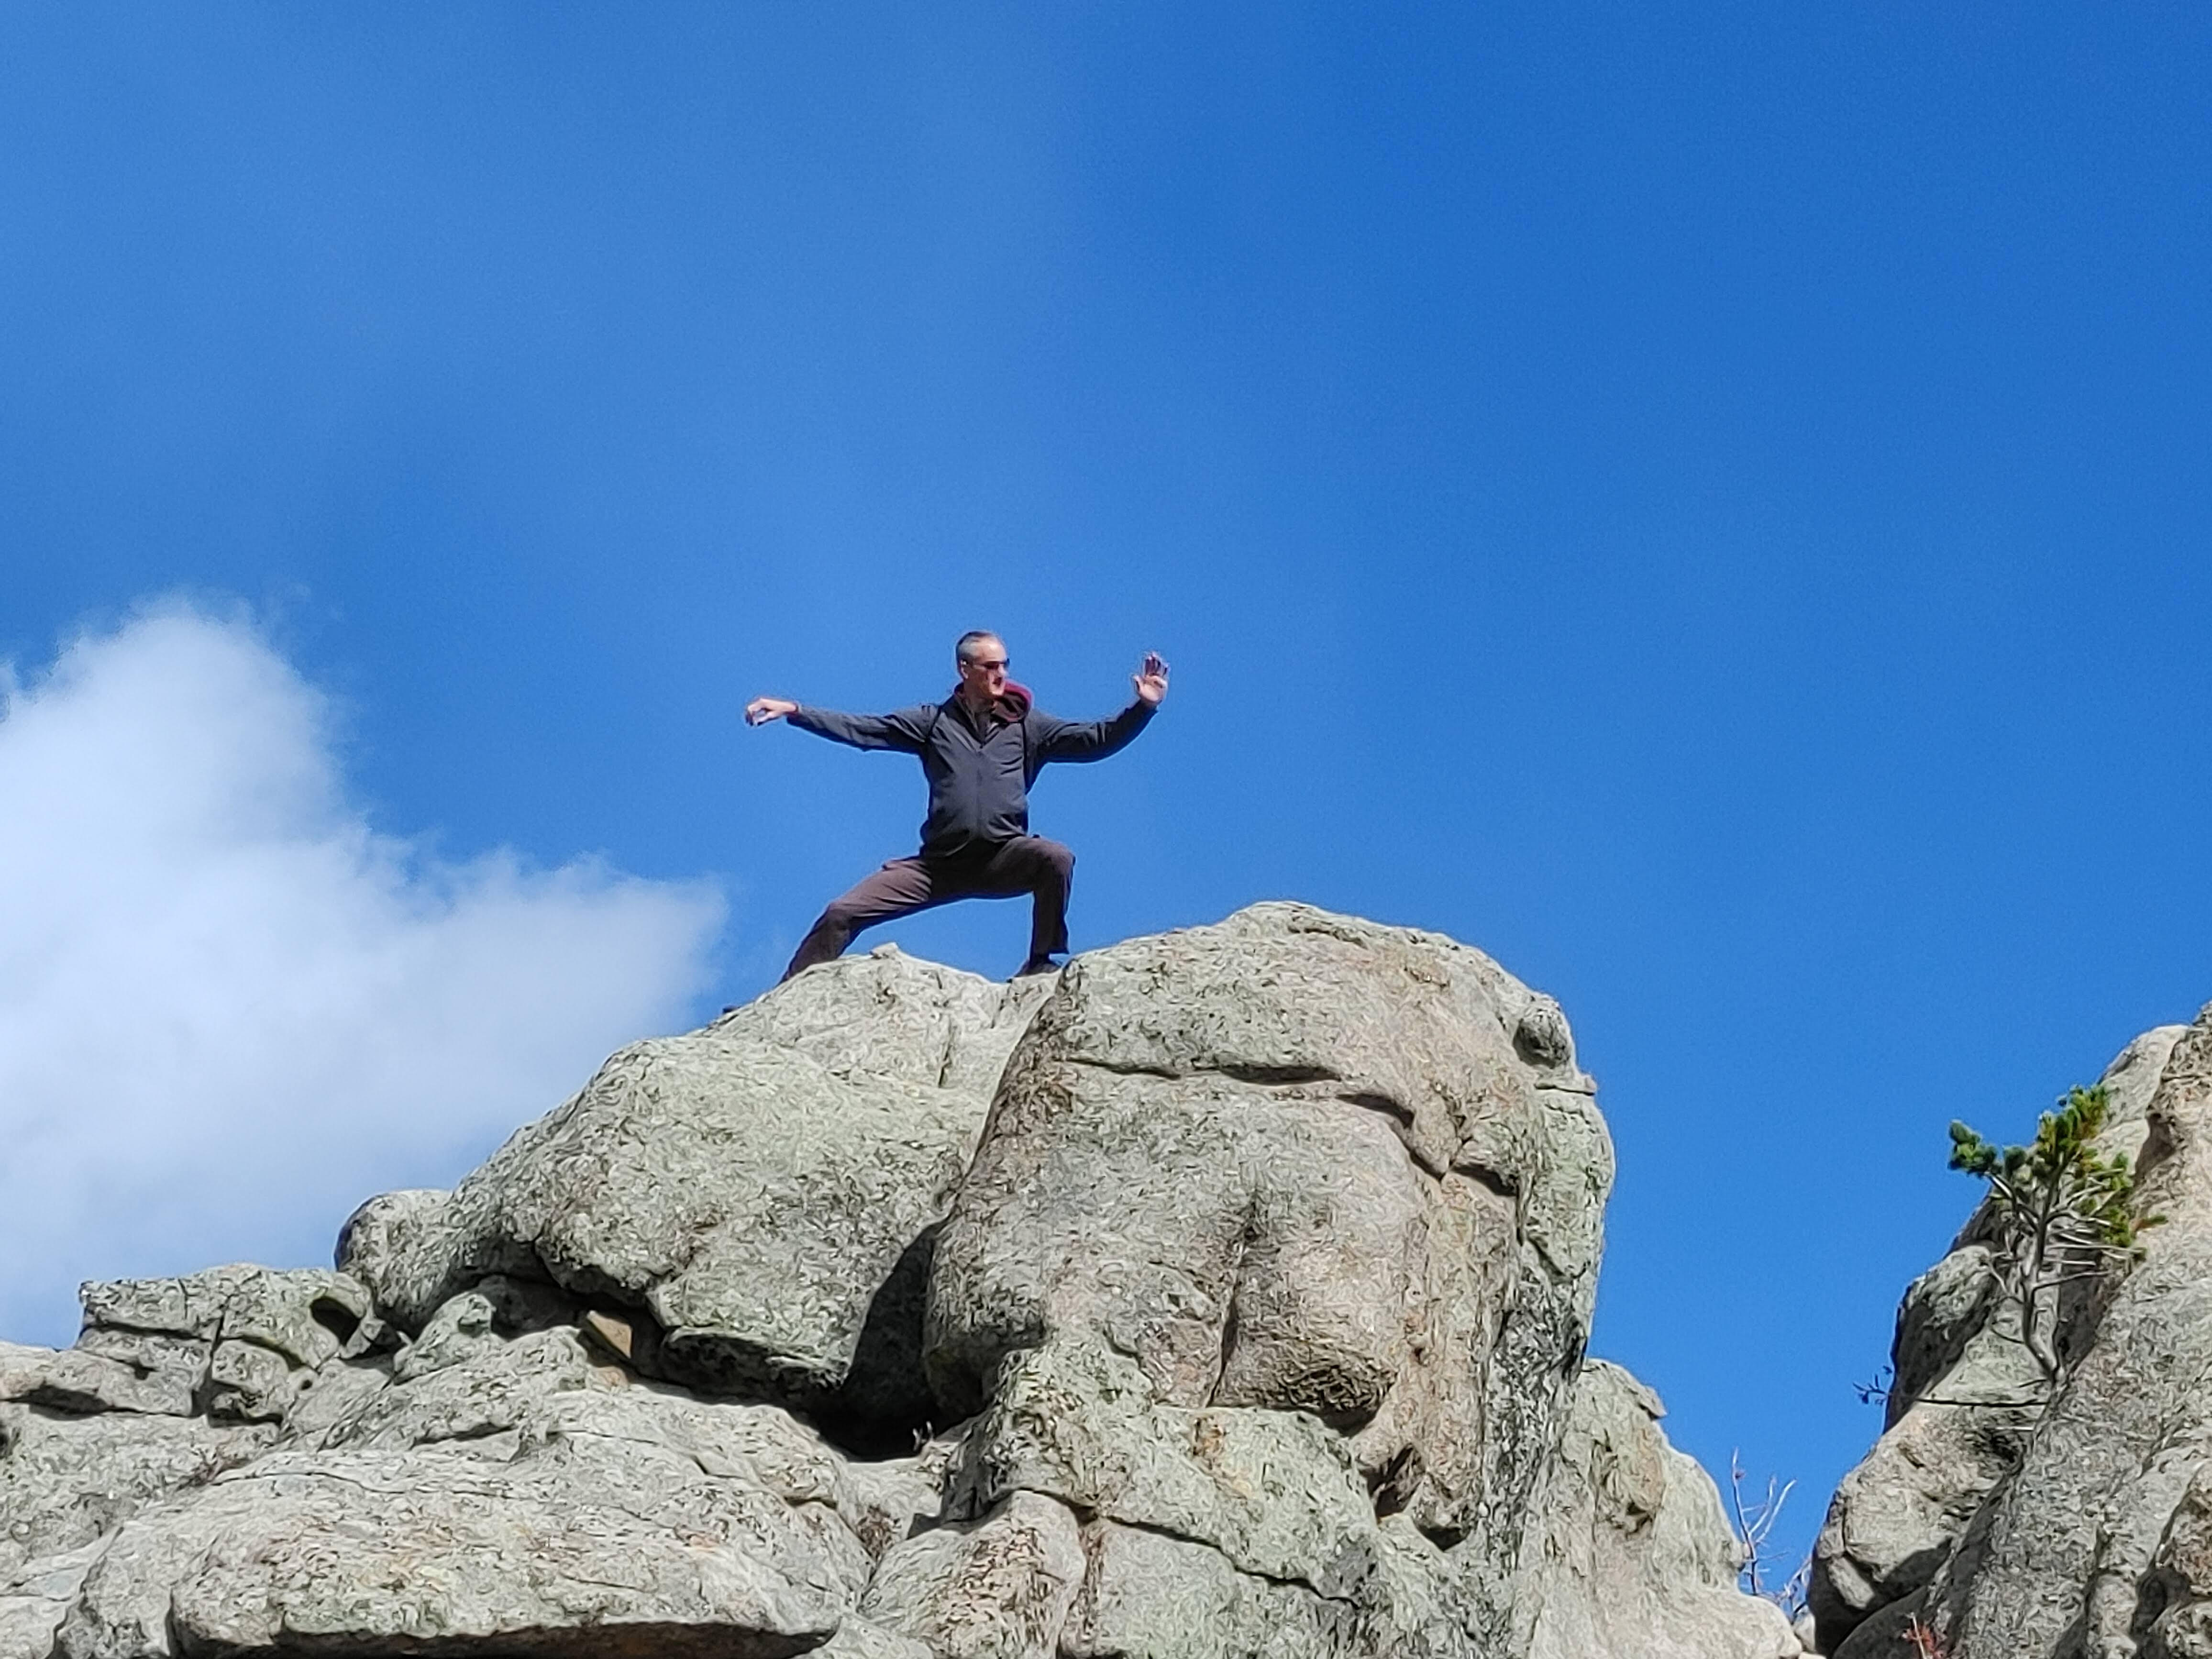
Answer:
[{"left": 783, "top": 836, "right": 1076, "bottom": 980}]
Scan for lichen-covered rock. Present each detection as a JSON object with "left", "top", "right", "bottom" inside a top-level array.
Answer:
[
  {"left": 50, "top": 1317, "right": 889, "bottom": 1659},
  {"left": 1522, "top": 1361, "right": 1802, "bottom": 1659},
  {"left": 340, "top": 948, "right": 1053, "bottom": 1443},
  {"left": 2, "top": 903, "right": 1778, "bottom": 1659},
  {"left": 860, "top": 1490, "right": 1087, "bottom": 1659},
  {"left": 0, "top": 1541, "right": 102, "bottom": 1659},
  {"left": 78, "top": 1265, "right": 371, "bottom": 1372},
  {"left": 2140, "top": 1466, "right": 2212, "bottom": 1657},
  {"left": 3, "top": 1271, "right": 376, "bottom": 1444},
  {"left": 926, "top": 904, "right": 1612, "bottom": 1646},
  {"left": 1928, "top": 1008, "right": 2212, "bottom": 1659},
  {"left": 1813, "top": 1015, "right": 2212, "bottom": 1659},
  {"left": 332, "top": 1187, "right": 472, "bottom": 1331},
  {"left": 0, "top": 1350, "right": 189, "bottom": 1423},
  {"left": 56, "top": 1435, "right": 870, "bottom": 1659},
  {"left": 1059, "top": 1518, "right": 1348, "bottom": 1659},
  {"left": 950, "top": 1338, "right": 1384, "bottom": 1591},
  {"left": 0, "top": 1405, "right": 274, "bottom": 1584}
]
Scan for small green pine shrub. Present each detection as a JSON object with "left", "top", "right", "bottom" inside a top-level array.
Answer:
[{"left": 1948, "top": 1084, "right": 2163, "bottom": 1385}]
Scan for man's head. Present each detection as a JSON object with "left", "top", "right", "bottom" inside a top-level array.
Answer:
[{"left": 954, "top": 630, "right": 1009, "bottom": 704}]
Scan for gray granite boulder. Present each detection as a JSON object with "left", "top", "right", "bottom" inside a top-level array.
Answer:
[
  {"left": 1816, "top": 1013, "right": 2212, "bottom": 1659},
  {"left": 861, "top": 1489, "right": 1087, "bottom": 1659},
  {"left": 927, "top": 904, "right": 1612, "bottom": 1647},
  {"left": 3, "top": 1265, "right": 380, "bottom": 1432},
  {"left": 1523, "top": 1361, "right": 1802, "bottom": 1659},
  {"left": 1812, "top": 1022, "right": 2187, "bottom": 1655},
  {"left": 3, "top": 903, "right": 1782, "bottom": 1659},
  {"left": 0, "top": 1404, "right": 274, "bottom": 1587},
  {"left": 338, "top": 947, "right": 1054, "bottom": 1444},
  {"left": 39, "top": 1283, "right": 943, "bottom": 1659},
  {"left": 56, "top": 1435, "right": 868, "bottom": 1659}
]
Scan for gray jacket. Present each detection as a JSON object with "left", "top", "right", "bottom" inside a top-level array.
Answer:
[{"left": 788, "top": 684, "right": 1156, "bottom": 856}]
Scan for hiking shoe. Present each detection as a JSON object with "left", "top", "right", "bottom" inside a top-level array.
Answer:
[{"left": 1012, "top": 955, "right": 1063, "bottom": 979}]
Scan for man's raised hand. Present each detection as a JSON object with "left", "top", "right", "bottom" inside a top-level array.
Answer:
[
  {"left": 746, "top": 696, "right": 798, "bottom": 727},
  {"left": 1133, "top": 652, "right": 1170, "bottom": 706}
]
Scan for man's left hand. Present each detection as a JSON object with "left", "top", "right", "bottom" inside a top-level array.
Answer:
[{"left": 1133, "top": 652, "right": 1170, "bottom": 706}]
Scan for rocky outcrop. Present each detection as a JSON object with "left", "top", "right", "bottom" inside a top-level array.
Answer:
[
  {"left": 336, "top": 953, "right": 1058, "bottom": 1448},
  {"left": 1, "top": 904, "right": 1792, "bottom": 1659},
  {"left": 1524, "top": 1362, "right": 1803, "bottom": 1659},
  {"left": 924, "top": 907, "right": 1616, "bottom": 1652},
  {"left": 1812, "top": 1013, "right": 2212, "bottom": 1659}
]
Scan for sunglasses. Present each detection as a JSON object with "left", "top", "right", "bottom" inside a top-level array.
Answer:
[{"left": 963, "top": 658, "right": 1010, "bottom": 672}]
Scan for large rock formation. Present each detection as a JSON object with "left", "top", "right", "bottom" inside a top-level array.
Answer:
[
  {"left": 1811, "top": 1008, "right": 2212, "bottom": 1659},
  {"left": 0, "top": 903, "right": 1794, "bottom": 1659}
]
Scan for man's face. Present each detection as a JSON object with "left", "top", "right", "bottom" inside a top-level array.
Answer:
[{"left": 957, "top": 637, "right": 1009, "bottom": 700}]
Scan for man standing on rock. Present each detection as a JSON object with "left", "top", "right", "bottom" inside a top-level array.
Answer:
[{"left": 747, "top": 632, "right": 1168, "bottom": 981}]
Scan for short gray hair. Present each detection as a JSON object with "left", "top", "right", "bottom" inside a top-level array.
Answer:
[{"left": 954, "top": 630, "right": 1003, "bottom": 664}]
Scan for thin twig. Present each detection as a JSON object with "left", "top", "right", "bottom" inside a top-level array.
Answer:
[{"left": 1727, "top": 1452, "right": 1801, "bottom": 1611}]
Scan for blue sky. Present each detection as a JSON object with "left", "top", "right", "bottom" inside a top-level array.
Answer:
[{"left": 8, "top": 3, "right": 2212, "bottom": 1571}]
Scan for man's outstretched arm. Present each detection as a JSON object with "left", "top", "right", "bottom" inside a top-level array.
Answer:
[
  {"left": 1032, "top": 652, "right": 1170, "bottom": 762},
  {"left": 746, "top": 697, "right": 931, "bottom": 752}
]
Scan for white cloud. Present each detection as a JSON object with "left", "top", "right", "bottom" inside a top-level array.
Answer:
[{"left": 0, "top": 605, "right": 725, "bottom": 1344}]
